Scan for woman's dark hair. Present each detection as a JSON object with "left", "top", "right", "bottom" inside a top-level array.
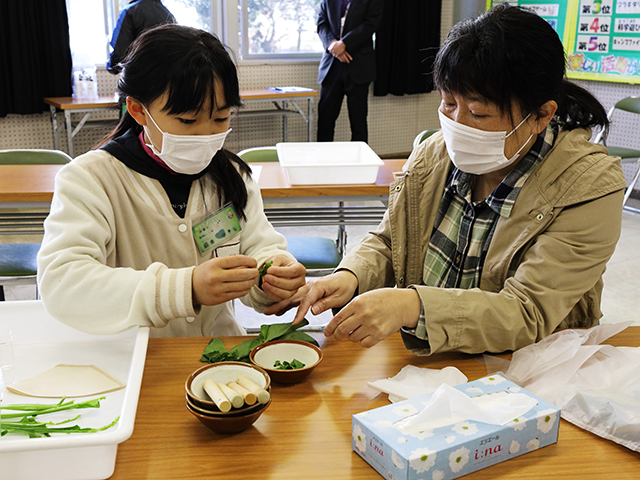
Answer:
[
  {"left": 99, "top": 24, "right": 252, "bottom": 219},
  {"left": 434, "top": 5, "right": 608, "bottom": 131}
]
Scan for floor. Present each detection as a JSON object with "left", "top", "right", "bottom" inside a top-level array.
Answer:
[{"left": 3, "top": 199, "right": 640, "bottom": 329}]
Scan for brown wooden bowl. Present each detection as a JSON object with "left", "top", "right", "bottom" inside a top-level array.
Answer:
[
  {"left": 185, "top": 361, "right": 271, "bottom": 413},
  {"left": 186, "top": 398, "right": 271, "bottom": 434},
  {"left": 250, "top": 339, "right": 323, "bottom": 384}
]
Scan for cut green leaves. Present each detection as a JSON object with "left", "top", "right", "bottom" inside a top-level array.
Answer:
[
  {"left": 200, "top": 319, "right": 319, "bottom": 364},
  {"left": 258, "top": 260, "right": 274, "bottom": 289},
  {"left": 274, "top": 359, "right": 305, "bottom": 370},
  {"left": 0, "top": 397, "right": 119, "bottom": 438},
  {"left": 259, "top": 260, "right": 273, "bottom": 278}
]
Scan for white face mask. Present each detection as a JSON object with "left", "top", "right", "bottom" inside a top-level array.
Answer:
[
  {"left": 143, "top": 106, "right": 231, "bottom": 175},
  {"left": 438, "top": 110, "right": 534, "bottom": 175}
]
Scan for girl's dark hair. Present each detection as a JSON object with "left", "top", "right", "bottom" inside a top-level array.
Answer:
[
  {"left": 434, "top": 5, "right": 608, "bottom": 131},
  {"left": 99, "top": 24, "right": 252, "bottom": 219}
]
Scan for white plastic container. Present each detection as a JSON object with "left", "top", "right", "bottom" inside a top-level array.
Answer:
[
  {"left": 276, "top": 141, "right": 384, "bottom": 185},
  {"left": 0, "top": 301, "right": 149, "bottom": 480}
]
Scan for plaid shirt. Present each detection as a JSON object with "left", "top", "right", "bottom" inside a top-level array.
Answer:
[{"left": 422, "top": 122, "right": 559, "bottom": 290}]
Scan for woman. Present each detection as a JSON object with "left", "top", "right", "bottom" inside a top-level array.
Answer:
[
  {"left": 270, "top": 5, "right": 627, "bottom": 354},
  {"left": 38, "top": 25, "right": 306, "bottom": 337}
]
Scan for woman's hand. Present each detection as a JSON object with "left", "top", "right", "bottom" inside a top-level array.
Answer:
[
  {"left": 290, "top": 270, "right": 359, "bottom": 325},
  {"left": 324, "top": 288, "right": 422, "bottom": 348},
  {"left": 259, "top": 254, "right": 306, "bottom": 302},
  {"left": 192, "top": 255, "right": 258, "bottom": 306}
]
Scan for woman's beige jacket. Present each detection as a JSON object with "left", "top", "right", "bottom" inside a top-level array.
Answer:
[{"left": 338, "top": 129, "right": 627, "bottom": 355}]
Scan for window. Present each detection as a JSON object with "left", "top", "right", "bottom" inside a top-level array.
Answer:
[
  {"left": 66, "top": 0, "right": 323, "bottom": 69},
  {"left": 238, "top": 0, "right": 324, "bottom": 60}
]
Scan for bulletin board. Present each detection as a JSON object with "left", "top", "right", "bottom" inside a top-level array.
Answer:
[{"left": 488, "top": 0, "right": 640, "bottom": 84}]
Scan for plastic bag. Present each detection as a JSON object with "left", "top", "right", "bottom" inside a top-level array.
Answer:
[{"left": 486, "top": 322, "right": 640, "bottom": 452}]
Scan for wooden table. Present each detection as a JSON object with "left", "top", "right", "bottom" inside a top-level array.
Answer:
[
  {"left": 238, "top": 87, "right": 318, "bottom": 142},
  {"left": 44, "top": 88, "right": 318, "bottom": 157},
  {"left": 0, "top": 160, "right": 404, "bottom": 235},
  {"left": 109, "top": 327, "right": 640, "bottom": 479},
  {"left": 44, "top": 96, "right": 120, "bottom": 158}
]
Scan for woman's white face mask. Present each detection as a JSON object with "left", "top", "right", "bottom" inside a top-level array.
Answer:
[
  {"left": 143, "top": 106, "right": 231, "bottom": 175},
  {"left": 438, "top": 110, "right": 533, "bottom": 175}
]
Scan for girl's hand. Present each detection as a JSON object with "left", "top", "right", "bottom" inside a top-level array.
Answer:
[
  {"left": 324, "top": 288, "right": 421, "bottom": 348},
  {"left": 259, "top": 254, "right": 306, "bottom": 302},
  {"left": 291, "top": 270, "right": 359, "bottom": 325},
  {"left": 192, "top": 255, "right": 258, "bottom": 306}
]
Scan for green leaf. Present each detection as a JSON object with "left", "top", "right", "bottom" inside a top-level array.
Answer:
[
  {"left": 279, "top": 329, "right": 319, "bottom": 347},
  {"left": 200, "top": 319, "right": 318, "bottom": 364},
  {"left": 259, "top": 260, "right": 273, "bottom": 278}
]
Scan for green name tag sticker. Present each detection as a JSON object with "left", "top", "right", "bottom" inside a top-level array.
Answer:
[{"left": 192, "top": 203, "right": 241, "bottom": 254}]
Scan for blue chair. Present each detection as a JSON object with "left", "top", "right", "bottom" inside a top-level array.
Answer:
[
  {"left": 237, "top": 146, "right": 343, "bottom": 276},
  {"left": 0, "top": 149, "right": 71, "bottom": 300},
  {"left": 0, "top": 243, "right": 40, "bottom": 301}
]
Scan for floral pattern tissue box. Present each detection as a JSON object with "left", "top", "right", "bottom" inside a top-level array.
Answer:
[{"left": 352, "top": 374, "right": 559, "bottom": 480}]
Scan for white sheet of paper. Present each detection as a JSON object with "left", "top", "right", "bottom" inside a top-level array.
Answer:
[{"left": 7, "top": 364, "right": 125, "bottom": 398}]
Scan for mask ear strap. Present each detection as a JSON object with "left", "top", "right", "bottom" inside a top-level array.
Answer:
[
  {"left": 506, "top": 112, "right": 533, "bottom": 138},
  {"left": 142, "top": 105, "right": 164, "bottom": 134}
]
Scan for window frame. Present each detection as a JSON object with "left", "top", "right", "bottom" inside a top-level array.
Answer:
[
  {"left": 79, "top": 0, "right": 321, "bottom": 68},
  {"left": 222, "top": 0, "right": 323, "bottom": 62}
]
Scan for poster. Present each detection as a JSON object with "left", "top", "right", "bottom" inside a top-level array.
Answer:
[{"left": 488, "top": 0, "right": 640, "bottom": 84}]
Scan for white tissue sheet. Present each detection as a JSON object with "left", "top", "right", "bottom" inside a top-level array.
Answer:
[
  {"left": 399, "top": 384, "right": 538, "bottom": 431},
  {"left": 491, "top": 322, "right": 640, "bottom": 453},
  {"left": 368, "top": 365, "right": 468, "bottom": 402}
]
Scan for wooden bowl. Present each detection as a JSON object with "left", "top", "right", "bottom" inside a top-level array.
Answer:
[
  {"left": 185, "top": 361, "right": 271, "bottom": 413},
  {"left": 186, "top": 398, "right": 271, "bottom": 434},
  {"left": 185, "top": 393, "right": 265, "bottom": 417},
  {"left": 250, "top": 340, "right": 323, "bottom": 385}
]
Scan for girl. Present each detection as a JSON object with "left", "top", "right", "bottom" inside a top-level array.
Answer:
[{"left": 37, "top": 24, "right": 306, "bottom": 337}]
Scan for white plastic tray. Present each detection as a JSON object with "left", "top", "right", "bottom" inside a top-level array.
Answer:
[
  {"left": 0, "top": 300, "right": 149, "bottom": 480},
  {"left": 276, "top": 141, "right": 384, "bottom": 185}
]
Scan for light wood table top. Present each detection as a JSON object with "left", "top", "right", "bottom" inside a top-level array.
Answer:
[
  {"left": 0, "top": 164, "right": 63, "bottom": 203},
  {"left": 43, "top": 96, "right": 119, "bottom": 110},
  {"left": 0, "top": 160, "right": 405, "bottom": 204},
  {"left": 43, "top": 89, "right": 318, "bottom": 111},
  {"left": 257, "top": 158, "right": 405, "bottom": 199},
  {"left": 110, "top": 327, "right": 640, "bottom": 479}
]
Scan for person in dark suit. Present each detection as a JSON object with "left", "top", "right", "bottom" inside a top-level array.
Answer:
[
  {"left": 316, "top": 0, "right": 383, "bottom": 143},
  {"left": 107, "top": 0, "right": 176, "bottom": 74}
]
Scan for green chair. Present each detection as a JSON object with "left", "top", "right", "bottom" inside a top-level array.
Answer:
[
  {"left": 237, "top": 146, "right": 343, "bottom": 276},
  {"left": 0, "top": 149, "right": 72, "bottom": 164},
  {"left": 0, "top": 149, "right": 71, "bottom": 300},
  {"left": 412, "top": 129, "right": 440, "bottom": 150},
  {"left": 593, "top": 97, "right": 640, "bottom": 214}
]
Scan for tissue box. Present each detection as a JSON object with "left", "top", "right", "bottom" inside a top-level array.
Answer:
[{"left": 352, "top": 375, "right": 559, "bottom": 480}]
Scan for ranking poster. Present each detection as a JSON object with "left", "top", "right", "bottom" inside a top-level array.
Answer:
[
  {"left": 489, "top": 1, "right": 572, "bottom": 44},
  {"left": 489, "top": 0, "right": 640, "bottom": 84}
]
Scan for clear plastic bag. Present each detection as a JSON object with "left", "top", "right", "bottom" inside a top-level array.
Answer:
[{"left": 486, "top": 322, "right": 640, "bottom": 452}]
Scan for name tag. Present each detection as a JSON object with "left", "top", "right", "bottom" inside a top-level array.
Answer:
[{"left": 192, "top": 203, "right": 241, "bottom": 254}]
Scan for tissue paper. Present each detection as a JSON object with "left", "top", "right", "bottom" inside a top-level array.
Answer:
[
  {"left": 368, "top": 365, "right": 467, "bottom": 402},
  {"left": 398, "top": 383, "right": 538, "bottom": 431}
]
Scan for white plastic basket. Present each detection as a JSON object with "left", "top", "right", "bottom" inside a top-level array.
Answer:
[
  {"left": 0, "top": 301, "right": 149, "bottom": 480},
  {"left": 276, "top": 141, "right": 384, "bottom": 185}
]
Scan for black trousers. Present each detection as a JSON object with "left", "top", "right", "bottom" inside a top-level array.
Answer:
[{"left": 317, "top": 61, "right": 370, "bottom": 143}]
